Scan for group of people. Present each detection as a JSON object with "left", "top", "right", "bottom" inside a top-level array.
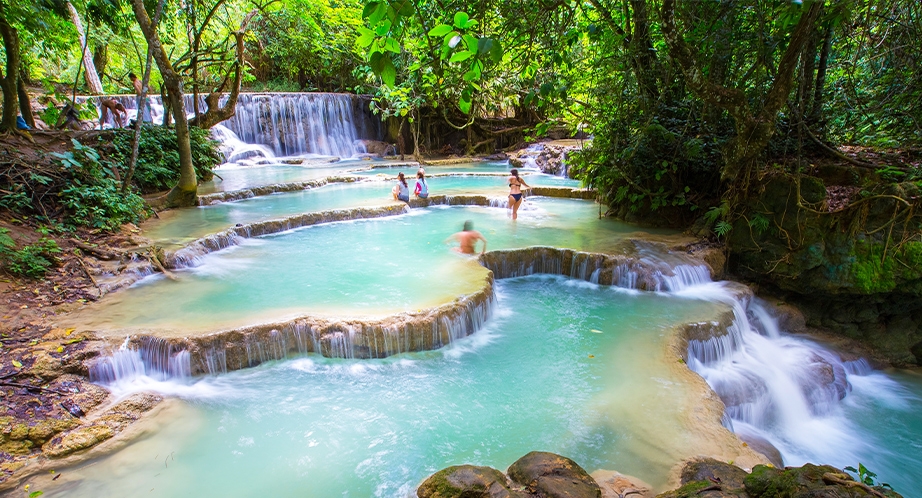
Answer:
[
  {"left": 390, "top": 167, "right": 530, "bottom": 219},
  {"left": 97, "top": 73, "right": 153, "bottom": 129},
  {"left": 391, "top": 168, "right": 430, "bottom": 202},
  {"left": 394, "top": 167, "right": 532, "bottom": 255}
]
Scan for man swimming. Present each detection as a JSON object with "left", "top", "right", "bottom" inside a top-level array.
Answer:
[{"left": 446, "top": 220, "right": 487, "bottom": 255}]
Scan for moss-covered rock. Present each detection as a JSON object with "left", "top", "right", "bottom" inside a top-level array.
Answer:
[
  {"left": 417, "top": 465, "right": 524, "bottom": 498},
  {"left": 42, "top": 424, "right": 115, "bottom": 458},
  {"left": 507, "top": 451, "right": 601, "bottom": 498},
  {"left": 744, "top": 464, "right": 901, "bottom": 498},
  {"left": 728, "top": 174, "right": 922, "bottom": 365}
]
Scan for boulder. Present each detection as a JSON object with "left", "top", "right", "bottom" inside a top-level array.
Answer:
[
  {"left": 744, "top": 464, "right": 902, "bottom": 498},
  {"left": 354, "top": 139, "right": 396, "bottom": 157},
  {"left": 417, "top": 465, "right": 526, "bottom": 498},
  {"left": 507, "top": 451, "right": 602, "bottom": 498}
]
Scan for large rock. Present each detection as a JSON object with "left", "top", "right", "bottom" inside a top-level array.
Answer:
[
  {"left": 507, "top": 451, "right": 602, "bottom": 498},
  {"left": 417, "top": 465, "right": 526, "bottom": 498},
  {"left": 744, "top": 464, "right": 902, "bottom": 498}
]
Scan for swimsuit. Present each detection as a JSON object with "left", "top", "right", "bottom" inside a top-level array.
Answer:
[{"left": 509, "top": 179, "right": 523, "bottom": 202}]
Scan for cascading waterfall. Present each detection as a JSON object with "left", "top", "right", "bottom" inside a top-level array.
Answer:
[
  {"left": 88, "top": 93, "right": 380, "bottom": 161},
  {"left": 90, "top": 336, "right": 191, "bottom": 383},
  {"left": 88, "top": 242, "right": 888, "bottom": 471}
]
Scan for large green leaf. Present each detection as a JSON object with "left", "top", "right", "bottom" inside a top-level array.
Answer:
[
  {"left": 477, "top": 37, "right": 493, "bottom": 55},
  {"left": 357, "top": 27, "right": 375, "bottom": 48},
  {"left": 369, "top": 52, "right": 397, "bottom": 86},
  {"left": 449, "top": 50, "right": 476, "bottom": 63},
  {"left": 362, "top": 1, "right": 381, "bottom": 19},
  {"left": 459, "top": 87, "right": 473, "bottom": 114},
  {"left": 390, "top": 0, "right": 414, "bottom": 17},
  {"left": 453, "top": 12, "right": 469, "bottom": 29},
  {"left": 383, "top": 37, "right": 401, "bottom": 53},
  {"left": 462, "top": 34, "right": 478, "bottom": 52},
  {"left": 428, "top": 24, "right": 453, "bottom": 37},
  {"left": 490, "top": 39, "right": 503, "bottom": 63},
  {"left": 375, "top": 19, "right": 392, "bottom": 36}
]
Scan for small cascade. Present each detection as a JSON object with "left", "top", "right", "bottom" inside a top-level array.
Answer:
[
  {"left": 89, "top": 337, "right": 191, "bottom": 383},
  {"left": 90, "top": 280, "right": 496, "bottom": 381},
  {"left": 86, "top": 93, "right": 381, "bottom": 162},
  {"left": 221, "top": 93, "right": 379, "bottom": 158}
]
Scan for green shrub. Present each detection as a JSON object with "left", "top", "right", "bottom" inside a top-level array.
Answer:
[
  {"left": 55, "top": 140, "right": 150, "bottom": 231},
  {"left": 111, "top": 126, "right": 221, "bottom": 193},
  {"left": 0, "top": 228, "right": 61, "bottom": 279}
]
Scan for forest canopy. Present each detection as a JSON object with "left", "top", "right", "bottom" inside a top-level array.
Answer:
[{"left": 0, "top": 0, "right": 920, "bottom": 217}]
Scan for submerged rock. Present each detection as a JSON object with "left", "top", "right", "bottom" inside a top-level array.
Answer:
[{"left": 507, "top": 451, "right": 602, "bottom": 498}]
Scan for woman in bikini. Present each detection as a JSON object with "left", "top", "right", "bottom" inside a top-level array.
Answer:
[{"left": 507, "top": 168, "right": 530, "bottom": 220}]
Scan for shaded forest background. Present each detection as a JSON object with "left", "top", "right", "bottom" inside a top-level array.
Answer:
[{"left": 2, "top": 0, "right": 922, "bottom": 363}]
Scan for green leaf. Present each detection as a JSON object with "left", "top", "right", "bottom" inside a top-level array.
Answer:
[
  {"left": 383, "top": 37, "right": 400, "bottom": 53},
  {"left": 368, "top": 2, "right": 387, "bottom": 25},
  {"left": 375, "top": 19, "right": 392, "bottom": 36},
  {"left": 462, "top": 34, "right": 478, "bottom": 52},
  {"left": 390, "top": 0, "right": 414, "bottom": 17},
  {"left": 453, "top": 12, "right": 469, "bottom": 29},
  {"left": 362, "top": 1, "right": 381, "bottom": 19},
  {"left": 490, "top": 40, "right": 503, "bottom": 63},
  {"left": 428, "top": 24, "right": 453, "bottom": 37},
  {"left": 356, "top": 27, "right": 375, "bottom": 48},
  {"left": 29, "top": 492, "right": 44, "bottom": 498},
  {"left": 380, "top": 59, "right": 397, "bottom": 87},
  {"left": 12, "top": 360, "right": 22, "bottom": 368},
  {"left": 476, "top": 37, "right": 493, "bottom": 55},
  {"left": 462, "top": 69, "right": 479, "bottom": 81},
  {"left": 449, "top": 50, "right": 476, "bottom": 63}
]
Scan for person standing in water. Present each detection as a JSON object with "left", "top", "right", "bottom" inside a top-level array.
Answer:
[
  {"left": 507, "top": 168, "right": 531, "bottom": 220},
  {"left": 392, "top": 172, "right": 410, "bottom": 202},
  {"left": 414, "top": 169, "right": 429, "bottom": 199},
  {"left": 129, "top": 72, "right": 153, "bottom": 123},
  {"left": 446, "top": 220, "right": 487, "bottom": 255}
]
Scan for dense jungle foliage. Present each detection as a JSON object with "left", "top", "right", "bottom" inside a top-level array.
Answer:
[{"left": 0, "top": 0, "right": 920, "bottom": 253}]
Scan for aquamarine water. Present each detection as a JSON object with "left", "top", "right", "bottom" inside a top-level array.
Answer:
[
  {"left": 39, "top": 277, "right": 728, "bottom": 497},
  {"left": 146, "top": 174, "right": 581, "bottom": 244},
  {"left": 84, "top": 201, "right": 674, "bottom": 333}
]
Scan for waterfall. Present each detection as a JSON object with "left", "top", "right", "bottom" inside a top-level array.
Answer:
[
  {"left": 87, "top": 93, "right": 380, "bottom": 161},
  {"left": 89, "top": 336, "right": 191, "bottom": 384}
]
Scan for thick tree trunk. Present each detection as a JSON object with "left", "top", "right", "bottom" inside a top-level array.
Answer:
[
  {"left": 17, "top": 73, "right": 33, "bottom": 128},
  {"left": 93, "top": 43, "right": 108, "bottom": 82},
  {"left": 661, "top": 0, "right": 823, "bottom": 184},
  {"left": 811, "top": 24, "right": 833, "bottom": 124},
  {"left": 67, "top": 1, "right": 103, "bottom": 94},
  {"left": 0, "top": 4, "right": 20, "bottom": 132},
  {"left": 130, "top": 0, "right": 197, "bottom": 207}
]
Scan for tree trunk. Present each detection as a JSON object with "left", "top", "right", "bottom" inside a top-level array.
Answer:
[
  {"left": 811, "top": 24, "right": 833, "bottom": 124},
  {"left": 187, "top": 9, "right": 255, "bottom": 129},
  {"left": 0, "top": 3, "right": 20, "bottom": 132},
  {"left": 17, "top": 72, "right": 33, "bottom": 128},
  {"left": 67, "top": 1, "right": 103, "bottom": 94},
  {"left": 130, "top": 0, "right": 197, "bottom": 207},
  {"left": 660, "top": 0, "right": 823, "bottom": 184},
  {"left": 93, "top": 43, "right": 108, "bottom": 82}
]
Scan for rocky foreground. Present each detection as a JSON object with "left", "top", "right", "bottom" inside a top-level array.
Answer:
[{"left": 418, "top": 451, "right": 902, "bottom": 498}]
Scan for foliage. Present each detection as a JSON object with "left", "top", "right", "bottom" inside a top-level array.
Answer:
[
  {"left": 843, "top": 463, "right": 893, "bottom": 490},
  {"left": 54, "top": 139, "right": 150, "bottom": 231},
  {"left": 0, "top": 228, "right": 61, "bottom": 279},
  {"left": 110, "top": 126, "right": 221, "bottom": 193}
]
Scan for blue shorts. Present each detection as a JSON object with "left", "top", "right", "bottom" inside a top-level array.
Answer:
[
  {"left": 398, "top": 193, "right": 409, "bottom": 202},
  {"left": 417, "top": 193, "right": 429, "bottom": 199}
]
